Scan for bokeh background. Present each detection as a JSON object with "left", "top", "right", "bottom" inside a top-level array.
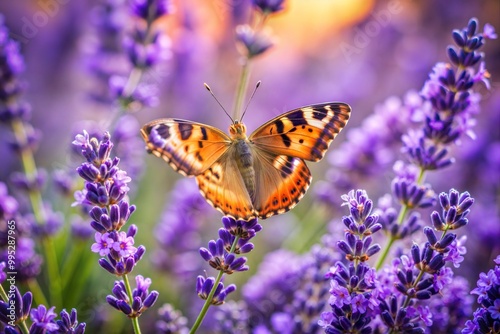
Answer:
[{"left": 0, "top": 0, "right": 499, "bottom": 332}]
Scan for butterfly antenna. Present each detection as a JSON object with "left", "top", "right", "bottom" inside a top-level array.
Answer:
[
  {"left": 204, "top": 83, "right": 233, "bottom": 123},
  {"left": 240, "top": 81, "right": 261, "bottom": 122}
]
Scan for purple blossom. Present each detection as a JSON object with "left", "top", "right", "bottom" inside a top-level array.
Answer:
[
  {"left": 91, "top": 232, "right": 113, "bottom": 256},
  {"left": 466, "top": 257, "right": 500, "bottom": 332},
  {"left": 196, "top": 276, "right": 236, "bottom": 306},
  {"left": 328, "top": 280, "right": 351, "bottom": 308},
  {"left": 54, "top": 308, "right": 86, "bottom": 334},
  {"left": 30, "top": 305, "right": 59, "bottom": 332},
  {"left": 107, "top": 277, "right": 159, "bottom": 317},
  {"left": 0, "top": 287, "right": 32, "bottom": 325},
  {"left": 112, "top": 231, "right": 137, "bottom": 257}
]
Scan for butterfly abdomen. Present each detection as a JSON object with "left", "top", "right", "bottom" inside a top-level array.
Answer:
[{"left": 234, "top": 139, "right": 256, "bottom": 200}]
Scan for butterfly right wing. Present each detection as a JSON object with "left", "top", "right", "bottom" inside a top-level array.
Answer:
[{"left": 140, "top": 119, "right": 232, "bottom": 176}]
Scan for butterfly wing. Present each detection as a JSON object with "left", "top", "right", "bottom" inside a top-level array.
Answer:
[
  {"left": 249, "top": 103, "right": 351, "bottom": 161},
  {"left": 140, "top": 119, "right": 232, "bottom": 176},
  {"left": 196, "top": 145, "right": 256, "bottom": 220},
  {"left": 248, "top": 102, "right": 350, "bottom": 219},
  {"left": 251, "top": 150, "right": 312, "bottom": 219}
]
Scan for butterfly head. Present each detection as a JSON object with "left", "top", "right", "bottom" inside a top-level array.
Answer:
[{"left": 229, "top": 121, "right": 247, "bottom": 139}]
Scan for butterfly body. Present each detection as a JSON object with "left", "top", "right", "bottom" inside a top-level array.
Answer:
[{"left": 141, "top": 103, "right": 351, "bottom": 220}]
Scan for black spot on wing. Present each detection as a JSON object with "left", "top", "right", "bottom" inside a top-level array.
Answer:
[
  {"left": 154, "top": 124, "right": 170, "bottom": 139},
  {"left": 287, "top": 110, "right": 308, "bottom": 126},
  {"left": 281, "top": 134, "right": 291, "bottom": 147},
  {"left": 312, "top": 107, "right": 328, "bottom": 120},
  {"left": 277, "top": 156, "right": 296, "bottom": 178},
  {"left": 275, "top": 119, "right": 285, "bottom": 134},
  {"left": 178, "top": 123, "right": 193, "bottom": 140},
  {"left": 200, "top": 126, "right": 208, "bottom": 140}
]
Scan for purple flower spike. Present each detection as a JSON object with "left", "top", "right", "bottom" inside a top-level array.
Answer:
[
  {"left": 107, "top": 277, "right": 159, "bottom": 317},
  {"left": 196, "top": 275, "right": 236, "bottom": 306}
]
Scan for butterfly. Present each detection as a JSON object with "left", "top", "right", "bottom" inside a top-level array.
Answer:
[{"left": 141, "top": 102, "right": 351, "bottom": 221}]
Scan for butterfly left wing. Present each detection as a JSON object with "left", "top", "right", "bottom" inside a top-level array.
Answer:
[
  {"left": 141, "top": 119, "right": 232, "bottom": 176},
  {"left": 249, "top": 103, "right": 351, "bottom": 162}
]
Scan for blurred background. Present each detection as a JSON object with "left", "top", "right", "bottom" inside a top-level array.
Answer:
[{"left": 0, "top": 0, "right": 499, "bottom": 332}]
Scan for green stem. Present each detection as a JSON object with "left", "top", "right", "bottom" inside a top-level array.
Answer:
[
  {"left": 232, "top": 59, "right": 251, "bottom": 121},
  {"left": 0, "top": 285, "right": 8, "bottom": 302},
  {"left": 123, "top": 274, "right": 142, "bottom": 334},
  {"left": 189, "top": 270, "right": 224, "bottom": 334},
  {"left": 19, "top": 320, "right": 30, "bottom": 334},
  {"left": 375, "top": 237, "right": 395, "bottom": 270},
  {"left": 416, "top": 167, "right": 426, "bottom": 184}
]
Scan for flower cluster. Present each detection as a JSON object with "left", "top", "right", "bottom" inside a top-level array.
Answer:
[
  {"left": 464, "top": 256, "right": 500, "bottom": 333},
  {"left": 73, "top": 130, "right": 157, "bottom": 318},
  {"left": 319, "top": 185, "right": 475, "bottom": 332},
  {"left": 197, "top": 217, "right": 262, "bottom": 305},
  {"left": 0, "top": 287, "right": 86, "bottom": 333},
  {"left": 107, "top": 275, "right": 159, "bottom": 317},
  {"left": 320, "top": 190, "right": 382, "bottom": 333},
  {"left": 404, "top": 18, "right": 496, "bottom": 171}
]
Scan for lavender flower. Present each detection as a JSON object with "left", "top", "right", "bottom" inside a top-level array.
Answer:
[
  {"left": 404, "top": 18, "right": 496, "bottom": 172},
  {"left": 54, "top": 308, "right": 86, "bottom": 334},
  {"left": 196, "top": 275, "right": 236, "bottom": 306},
  {"left": 73, "top": 130, "right": 155, "bottom": 328},
  {"left": 321, "top": 190, "right": 381, "bottom": 333},
  {"left": 464, "top": 255, "right": 500, "bottom": 333},
  {"left": 30, "top": 305, "right": 59, "bottom": 332},
  {"left": 0, "top": 287, "right": 32, "bottom": 327},
  {"left": 106, "top": 275, "right": 159, "bottom": 317}
]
